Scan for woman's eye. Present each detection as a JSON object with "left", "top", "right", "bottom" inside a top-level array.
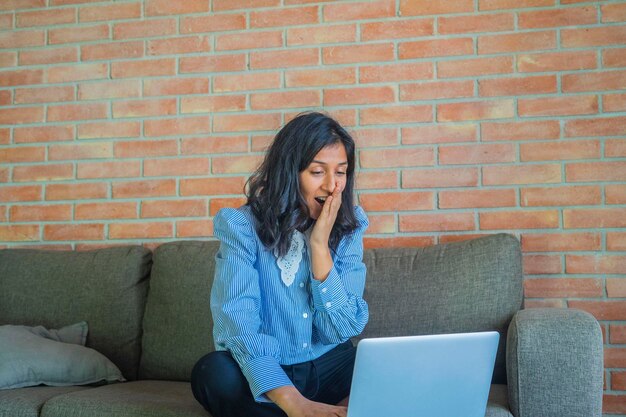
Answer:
[
  {"left": 336, "top": 172, "right": 346, "bottom": 176},
  {"left": 311, "top": 171, "right": 324, "bottom": 175}
]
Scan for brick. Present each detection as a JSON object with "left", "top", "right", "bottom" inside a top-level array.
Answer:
[
  {"left": 214, "top": 72, "right": 281, "bottom": 93},
  {"left": 251, "top": 90, "right": 321, "bottom": 110},
  {"left": 0, "top": 29, "right": 44, "bottom": 48},
  {"left": 366, "top": 214, "right": 396, "bottom": 234},
  {"left": 47, "top": 103, "right": 108, "bottom": 122},
  {"left": 180, "top": 177, "right": 247, "bottom": 196},
  {"left": 0, "top": 185, "right": 41, "bottom": 202},
  {"left": 144, "top": 157, "right": 209, "bottom": 177},
  {"left": 360, "top": 191, "right": 434, "bottom": 212},
  {"left": 113, "top": 98, "right": 177, "bottom": 118},
  {"left": 566, "top": 161, "right": 626, "bottom": 182},
  {"left": 611, "top": 326, "right": 626, "bottom": 344},
  {"left": 0, "top": 69, "right": 43, "bottom": 87},
  {"left": 521, "top": 232, "right": 601, "bottom": 252},
  {"left": 607, "top": 185, "right": 626, "bottom": 204},
  {"left": 521, "top": 140, "right": 600, "bottom": 162},
  {"left": 47, "top": 63, "right": 108, "bottom": 83},
  {"left": 250, "top": 48, "right": 318, "bottom": 70},
  {"left": 608, "top": 279, "right": 626, "bottom": 298},
  {"left": 49, "top": 143, "right": 113, "bottom": 161},
  {"left": 603, "top": 48, "right": 626, "bottom": 68},
  {"left": 399, "top": 38, "right": 473, "bottom": 59},
  {"left": 251, "top": 6, "right": 318, "bottom": 28},
  {"left": 563, "top": 70, "right": 626, "bottom": 93},
  {"left": 141, "top": 199, "right": 207, "bottom": 218},
  {"left": 567, "top": 255, "right": 626, "bottom": 275},
  {"left": 77, "top": 161, "right": 141, "bottom": 179},
  {"left": 402, "top": 124, "right": 476, "bottom": 144},
  {"left": 613, "top": 372, "right": 626, "bottom": 391},
  {"left": 78, "top": 80, "right": 141, "bottom": 100},
  {"left": 0, "top": 225, "right": 39, "bottom": 242},
  {"left": 564, "top": 209, "right": 626, "bottom": 229},
  {"left": 523, "top": 254, "right": 562, "bottom": 274},
  {"left": 216, "top": 30, "right": 282, "bottom": 51},
  {"left": 0, "top": 0, "right": 43, "bottom": 11},
  {"left": 562, "top": 26, "right": 626, "bottom": 48},
  {"left": 401, "top": 80, "right": 473, "bottom": 101},
  {"left": 361, "top": 18, "right": 433, "bottom": 41},
  {"left": 212, "top": 155, "right": 264, "bottom": 174},
  {"left": 521, "top": 185, "right": 601, "bottom": 206},
  {"left": 181, "top": 95, "right": 245, "bottom": 114},
  {"left": 324, "top": 86, "right": 394, "bottom": 106},
  {"left": 480, "top": 210, "right": 559, "bottom": 230},
  {"left": 439, "top": 143, "right": 515, "bottom": 165},
  {"left": 479, "top": 75, "right": 557, "bottom": 97},
  {"left": 75, "top": 202, "right": 137, "bottom": 220},
  {"left": 478, "top": 31, "right": 556, "bottom": 54},
  {"left": 519, "top": 6, "right": 596, "bottom": 29},
  {"left": 16, "top": 8, "right": 75, "bottom": 27},
  {"left": 483, "top": 164, "right": 561, "bottom": 185},
  {"left": 109, "top": 222, "right": 172, "bottom": 239},
  {"left": 604, "top": 93, "right": 626, "bottom": 113},
  {"left": 111, "top": 58, "right": 176, "bottom": 78},
  {"left": 364, "top": 236, "right": 434, "bottom": 249},
  {"left": 49, "top": 24, "right": 108, "bottom": 44},
  {"left": 400, "top": 0, "right": 473, "bottom": 15},
  {"left": 520, "top": 95, "right": 598, "bottom": 117},
  {"left": 210, "top": 197, "right": 247, "bottom": 216},
  {"left": 10, "top": 204, "right": 71, "bottom": 222},
  {"left": 325, "top": 0, "right": 394, "bottom": 21},
  {"left": 78, "top": 121, "right": 140, "bottom": 139},
  {"left": 400, "top": 213, "right": 475, "bottom": 232},
  {"left": 0, "top": 129, "right": 8, "bottom": 145},
  {"left": 524, "top": 278, "right": 602, "bottom": 298},
  {"left": 46, "top": 183, "right": 107, "bottom": 201},
  {"left": 144, "top": 116, "right": 211, "bottom": 137},
  {"left": 438, "top": 56, "right": 513, "bottom": 78},
  {"left": 179, "top": 54, "right": 247, "bottom": 73},
  {"left": 479, "top": 0, "right": 554, "bottom": 10},
  {"left": 565, "top": 116, "right": 626, "bottom": 137},
  {"left": 81, "top": 41, "right": 144, "bottom": 61},
  {"left": 79, "top": 2, "right": 141, "bottom": 22},
  {"left": 439, "top": 189, "right": 516, "bottom": 208},
  {"left": 113, "top": 18, "right": 176, "bottom": 40},
  {"left": 112, "top": 179, "right": 176, "bottom": 199},
  {"left": 323, "top": 43, "right": 394, "bottom": 65},
  {"left": 287, "top": 24, "right": 356, "bottom": 46},
  {"left": 354, "top": 171, "right": 398, "bottom": 190},
  {"left": 286, "top": 67, "right": 356, "bottom": 87},
  {"left": 181, "top": 136, "right": 248, "bottom": 155},
  {"left": 0, "top": 146, "right": 44, "bottom": 163},
  {"left": 603, "top": 394, "right": 626, "bottom": 414},
  {"left": 51, "top": 0, "right": 111, "bottom": 4},
  {"left": 438, "top": 100, "right": 514, "bottom": 122},
  {"left": 13, "top": 164, "right": 73, "bottom": 182},
  {"left": 524, "top": 300, "right": 565, "bottom": 308},
  {"left": 14, "top": 86, "right": 74, "bottom": 104},
  {"left": 361, "top": 105, "right": 432, "bottom": 125},
  {"left": 19, "top": 46, "right": 77, "bottom": 65},
  {"left": 602, "top": 3, "right": 626, "bottom": 23},
  {"left": 181, "top": 14, "right": 246, "bottom": 33},
  {"left": 517, "top": 51, "right": 597, "bottom": 73},
  {"left": 402, "top": 167, "right": 478, "bottom": 188},
  {"left": 0, "top": 90, "right": 10, "bottom": 105},
  {"left": 360, "top": 62, "right": 433, "bottom": 83},
  {"left": 176, "top": 219, "right": 213, "bottom": 238},
  {"left": 439, "top": 13, "right": 513, "bottom": 34},
  {"left": 44, "top": 224, "right": 104, "bottom": 241},
  {"left": 144, "top": 78, "right": 209, "bottom": 97},
  {"left": 0, "top": 106, "right": 43, "bottom": 124},
  {"left": 0, "top": 14, "right": 11, "bottom": 31},
  {"left": 114, "top": 140, "right": 177, "bottom": 158},
  {"left": 213, "top": 113, "right": 282, "bottom": 133},
  {"left": 148, "top": 36, "right": 211, "bottom": 56},
  {"left": 213, "top": 0, "right": 279, "bottom": 11},
  {"left": 145, "top": 0, "right": 208, "bottom": 16},
  {"left": 0, "top": 52, "right": 17, "bottom": 67},
  {"left": 608, "top": 232, "right": 626, "bottom": 251}
]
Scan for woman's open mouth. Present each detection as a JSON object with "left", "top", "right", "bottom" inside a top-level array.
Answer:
[{"left": 314, "top": 196, "right": 327, "bottom": 206}]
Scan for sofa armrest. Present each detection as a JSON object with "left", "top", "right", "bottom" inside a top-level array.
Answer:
[{"left": 506, "top": 308, "right": 603, "bottom": 417}]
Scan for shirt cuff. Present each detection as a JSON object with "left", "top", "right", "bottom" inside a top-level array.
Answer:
[
  {"left": 240, "top": 355, "right": 294, "bottom": 403},
  {"left": 310, "top": 266, "right": 349, "bottom": 311}
]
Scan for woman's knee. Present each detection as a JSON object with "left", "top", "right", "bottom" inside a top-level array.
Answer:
[{"left": 191, "top": 351, "right": 249, "bottom": 402}]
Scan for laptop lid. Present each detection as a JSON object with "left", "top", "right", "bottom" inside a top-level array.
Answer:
[{"left": 347, "top": 331, "right": 499, "bottom": 417}]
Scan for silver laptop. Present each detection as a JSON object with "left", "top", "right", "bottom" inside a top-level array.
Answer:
[{"left": 347, "top": 331, "right": 499, "bottom": 417}]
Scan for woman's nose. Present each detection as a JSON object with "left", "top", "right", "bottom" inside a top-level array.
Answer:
[{"left": 322, "top": 174, "right": 335, "bottom": 192}]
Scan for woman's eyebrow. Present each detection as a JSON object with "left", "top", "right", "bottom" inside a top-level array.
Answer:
[{"left": 311, "top": 160, "right": 349, "bottom": 165}]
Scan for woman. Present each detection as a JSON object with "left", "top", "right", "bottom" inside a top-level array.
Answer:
[{"left": 191, "top": 112, "right": 369, "bottom": 417}]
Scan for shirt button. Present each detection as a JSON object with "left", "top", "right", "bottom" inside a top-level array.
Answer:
[
  {"left": 325, "top": 302, "right": 332, "bottom": 308},
  {"left": 300, "top": 282, "right": 305, "bottom": 288},
  {"left": 303, "top": 313, "right": 308, "bottom": 319},
  {"left": 303, "top": 343, "right": 308, "bottom": 348},
  {"left": 321, "top": 288, "right": 327, "bottom": 293}
]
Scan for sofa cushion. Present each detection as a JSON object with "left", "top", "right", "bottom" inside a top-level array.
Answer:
[
  {"left": 0, "top": 246, "right": 152, "bottom": 380},
  {"left": 0, "top": 386, "right": 89, "bottom": 417},
  {"left": 359, "top": 234, "right": 523, "bottom": 384},
  {"left": 140, "top": 241, "right": 219, "bottom": 381},
  {"left": 40, "top": 381, "right": 207, "bottom": 417}
]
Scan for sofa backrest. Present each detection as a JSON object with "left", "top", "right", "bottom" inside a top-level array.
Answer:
[
  {"left": 139, "top": 240, "right": 218, "bottom": 381},
  {"left": 0, "top": 246, "right": 152, "bottom": 381},
  {"left": 358, "top": 233, "right": 523, "bottom": 384}
]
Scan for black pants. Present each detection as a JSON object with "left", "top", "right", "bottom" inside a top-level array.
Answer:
[{"left": 191, "top": 341, "right": 356, "bottom": 417}]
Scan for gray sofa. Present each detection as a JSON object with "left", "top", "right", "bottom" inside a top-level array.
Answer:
[{"left": 0, "top": 233, "right": 603, "bottom": 417}]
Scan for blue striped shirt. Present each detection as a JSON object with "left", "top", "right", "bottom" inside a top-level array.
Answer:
[{"left": 211, "top": 205, "right": 369, "bottom": 402}]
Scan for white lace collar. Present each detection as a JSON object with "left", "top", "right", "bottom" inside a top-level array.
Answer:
[{"left": 274, "top": 230, "right": 308, "bottom": 287}]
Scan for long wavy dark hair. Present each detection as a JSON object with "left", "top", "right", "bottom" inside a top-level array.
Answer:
[{"left": 246, "top": 112, "right": 359, "bottom": 257}]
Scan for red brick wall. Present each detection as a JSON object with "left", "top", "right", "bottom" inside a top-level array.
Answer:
[{"left": 1, "top": 0, "right": 625, "bottom": 412}]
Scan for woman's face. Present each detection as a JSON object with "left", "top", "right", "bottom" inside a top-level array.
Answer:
[{"left": 299, "top": 142, "right": 348, "bottom": 220}]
